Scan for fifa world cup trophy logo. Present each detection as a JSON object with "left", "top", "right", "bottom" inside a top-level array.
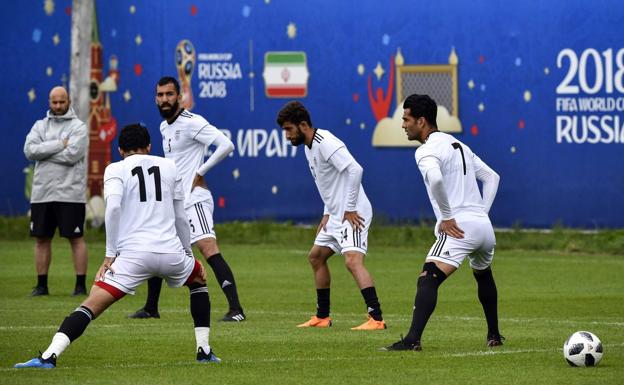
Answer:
[{"left": 176, "top": 40, "right": 196, "bottom": 110}]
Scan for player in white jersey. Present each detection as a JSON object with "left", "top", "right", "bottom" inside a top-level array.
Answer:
[
  {"left": 384, "top": 94, "right": 503, "bottom": 351},
  {"left": 15, "top": 124, "right": 220, "bottom": 369},
  {"left": 277, "top": 101, "right": 386, "bottom": 330},
  {"left": 129, "top": 77, "right": 245, "bottom": 322}
]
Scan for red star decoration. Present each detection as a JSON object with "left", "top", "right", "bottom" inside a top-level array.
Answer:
[
  {"left": 352, "top": 93, "right": 359, "bottom": 102},
  {"left": 218, "top": 197, "right": 225, "bottom": 208},
  {"left": 471, "top": 124, "right": 479, "bottom": 136},
  {"left": 134, "top": 63, "right": 143, "bottom": 76},
  {"left": 65, "top": 7, "right": 72, "bottom": 16},
  {"left": 191, "top": 5, "right": 198, "bottom": 16},
  {"left": 479, "top": 55, "right": 485, "bottom": 64},
  {"left": 518, "top": 119, "right": 526, "bottom": 129}
]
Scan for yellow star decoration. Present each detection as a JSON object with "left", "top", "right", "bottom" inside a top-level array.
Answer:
[
  {"left": 123, "top": 90, "right": 132, "bottom": 102},
  {"left": 129, "top": 5, "right": 136, "bottom": 14},
  {"left": 478, "top": 102, "right": 485, "bottom": 112},
  {"left": 287, "top": 22, "right": 297, "bottom": 39},
  {"left": 373, "top": 62, "right": 385, "bottom": 80},
  {"left": 52, "top": 34, "right": 60, "bottom": 46},
  {"left": 44, "top": 0, "right": 55, "bottom": 15},
  {"left": 135, "top": 34, "right": 143, "bottom": 46},
  {"left": 232, "top": 169, "right": 240, "bottom": 179},
  {"left": 271, "top": 185, "right": 278, "bottom": 194},
  {"left": 28, "top": 88, "right": 36, "bottom": 102},
  {"left": 467, "top": 79, "right": 475, "bottom": 90},
  {"left": 357, "top": 64, "right": 365, "bottom": 76},
  {"left": 46, "top": 67, "right": 53, "bottom": 76},
  {"left": 523, "top": 90, "right": 532, "bottom": 102}
]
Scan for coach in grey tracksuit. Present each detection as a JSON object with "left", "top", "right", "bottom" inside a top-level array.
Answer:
[{"left": 24, "top": 86, "right": 89, "bottom": 297}]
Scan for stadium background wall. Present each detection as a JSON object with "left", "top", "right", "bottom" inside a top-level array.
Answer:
[{"left": 2, "top": 0, "right": 623, "bottom": 228}]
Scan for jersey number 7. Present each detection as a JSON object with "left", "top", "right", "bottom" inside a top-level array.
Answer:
[{"left": 451, "top": 142, "right": 466, "bottom": 175}]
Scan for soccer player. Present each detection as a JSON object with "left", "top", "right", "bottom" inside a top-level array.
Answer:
[
  {"left": 129, "top": 76, "right": 245, "bottom": 322},
  {"left": 15, "top": 124, "right": 220, "bottom": 369},
  {"left": 384, "top": 94, "right": 502, "bottom": 351},
  {"left": 277, "top": 101, "right": 386, "bottom": 330}
]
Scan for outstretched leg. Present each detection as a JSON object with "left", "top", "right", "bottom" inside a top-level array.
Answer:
[{"left": 297, "top": 245, "right": 334, "bottom": 328}]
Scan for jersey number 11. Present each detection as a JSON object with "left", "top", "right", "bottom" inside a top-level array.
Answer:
[{"left": 131, "top": 166, "right": 162, "bottom": 202}]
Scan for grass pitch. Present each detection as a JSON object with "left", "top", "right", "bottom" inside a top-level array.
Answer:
[{"left": 0, "top": 236, "right": 622, "bottom": 385}]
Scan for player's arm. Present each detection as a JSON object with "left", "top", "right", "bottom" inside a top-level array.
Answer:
[
  {"left": 473, "top": 154, "right": 500, "bottom": 214},
  {"left": 418, "top": 154, "right": 464, "bottom": 239},
  {"left": 172, "top": 170, "right": 192, "bottom": 253},
  {"left": 98, "top": 193, "right": 121, "bottom": 280},
  {"left": 23, "top": 121, "right": 65, "bottom": 161},
  {"left": 192, "top": 126, "right": 234, "bottom": 190},
  {"left": 327, "top": 147, "right": 365, "bottom": 229},
  {"left": 46, "top": 122, "right": 88, "bottom": 166}
]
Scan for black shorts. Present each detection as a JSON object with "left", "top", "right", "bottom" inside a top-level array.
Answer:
[{"left": 30, "top": 202, "right": 85, "bottom": 238}]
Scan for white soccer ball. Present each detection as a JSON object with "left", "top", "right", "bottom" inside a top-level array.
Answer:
[{"left": 563, "top": 331, "right": 603, "bottom": 367}]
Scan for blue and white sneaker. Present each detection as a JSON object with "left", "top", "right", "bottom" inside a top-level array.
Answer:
[
  {"left": 196, "top": 347, "right": 221, "bottom": 363},
  {"left": 15, "top": 353, "right": 56, "bottom": 369}
]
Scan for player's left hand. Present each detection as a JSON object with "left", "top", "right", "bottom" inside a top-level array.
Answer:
[
  {"left": 439, "top": 218, "right": 465, "bottom": 239},
  {"left": 95, "top": 257, "right": 116, "bottom": 281},
  {"left": 343, "top": 210, "right": 365, "bottom": 230},
  {"left": 191, "top": 174, "right": 207, "bottom": 191}
]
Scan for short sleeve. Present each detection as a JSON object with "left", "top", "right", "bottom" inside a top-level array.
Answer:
[
  {"left": 415, "top": 146, "right": 441, "bottom": 180},
  {"left": 103, "top": 164, "right": 123, "bottom": 200},
  {"left": 190, "top": 115, "right": 220, "bottom": 147}
]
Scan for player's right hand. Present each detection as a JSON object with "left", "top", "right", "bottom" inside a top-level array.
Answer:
[
  {"left": 317, "top": 214, "right": 329, "bottom": 235},
  {"left": 95, "top": 257, "right": 116, "bottom": 281},
  {"left": 439, "top": 218, "right": 465, "bottom": 239}
]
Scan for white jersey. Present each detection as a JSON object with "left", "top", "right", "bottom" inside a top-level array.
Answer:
[
  {"left": 416, "top": 132, "right": 489, "bottom": 222},
  {"left": 159, "top": 109, "right": 221, "bottom": 207},
  {"left": 304, "top": 129, "right": 372, "bottom": 218},
  {"left": 103, "top": 154, "right": 185, "bottom": 253}
]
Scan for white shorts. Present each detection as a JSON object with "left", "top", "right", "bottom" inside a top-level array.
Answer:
[
  {"left": 314, "top": 214, "right": 371, "bottom": 255},
  {"left": 426, "top": 220, "right": 496, "bottom": 270},
  {"left": 186, "top": 193, "right": 216, "bottom": 244},
  {"left": 100, "top": 250, "right": 196, "bottom": 295}
]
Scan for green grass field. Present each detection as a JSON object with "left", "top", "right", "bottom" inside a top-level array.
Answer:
[{"left": 1, "top": 235, "right": 623, "bottom": 385}]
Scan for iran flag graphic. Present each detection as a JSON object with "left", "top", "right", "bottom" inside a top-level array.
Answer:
[{"left": 263, "top": 52, "right": 309, "bottom": 97}]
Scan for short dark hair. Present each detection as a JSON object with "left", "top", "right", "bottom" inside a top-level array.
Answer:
[
  {"left": 119, "top": 124, "right": 151, "bottom": 152},
  {"left": 276, "top": 101, "right": 313, "bottom": 127},
  {"left": 403, "top": 94, "right": 437, "bottom": 128},
  {"left": 157, "top": 76, "right": 180, "bottom": 94}
]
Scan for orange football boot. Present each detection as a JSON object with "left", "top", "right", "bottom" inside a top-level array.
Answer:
[
  {"left": 297, "top": 316, "right": 332, "bottom": 328},
  {"left": 351, "top": 315, "right": 387, "bottom": 330}
]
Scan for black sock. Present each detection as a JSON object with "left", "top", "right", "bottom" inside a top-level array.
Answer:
[
  {"left": 316, "top": 288, "right": 330, "bottom": 318},
  {"left": 207, "top": 253, "right": 242, "bottom": 311},
  {"left": 474, "top": 268, "right": 500, "bottom": 336},
  {"left": 75, "top": 275, "right": 86, "bottom": 288},
  {"left": 361, "top": 286, "right": 383, "bottom": 321},
  {"left": 37, "top": 274, "right": 48, "bottom": 288},
  {"left": 188, "top": 282, "right": 211, "bottom": 327},
  {"left": 145, "top": 276, "right": 163, "bottom": 313},
  {"left": 405, "top": 263, "right": 447, "bottom": 343},
  {"left": 58, "top": 306, "right": 94, "bottom": 342}
]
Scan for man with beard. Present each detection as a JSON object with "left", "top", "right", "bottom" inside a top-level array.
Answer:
[
  {"left": 276, "top": 101, "right": 386, "bottom": 330},
  {"left": 24, "top": 86, "right": 89, "bottom": 297},
  {"left": 128, "top": 76, "right": 245, "bottom": 322}
]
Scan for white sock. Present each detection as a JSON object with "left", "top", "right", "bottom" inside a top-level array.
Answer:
[
  {"left": 194, "top": 327, "right": 210, "bottom": 353},
  {"left": 42, "top": 332, "right": 71, "bottom": 359}
]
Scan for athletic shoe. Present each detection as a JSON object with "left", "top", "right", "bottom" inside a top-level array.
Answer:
[
  {"left": 15, "top": 353, "right": 56, "bottom": 369},
  {"left": 221, "top": 309, "right": 246, "bottom": 322},
  {"left": 127, "top": 307, "right": 160, "bottom": 319},
  {"left": 297, "top": 316, "right": 332, "bottom": 328},
  {"left": 487, "top": 334, "right": 505, "bottom": 347},
  {"left": 351, "top": 315, "right": 387, "bottom": 330},
  {"left": 30, "top": 286, "right": 49, "bottom": 296},
  {"left": 72, "top": 286, "right": 87, "bottom": 296},
  {"left": 196, "top": 347, "right": 221, "bottom": 363},
  {"left": 381, "top": 336, "right": 422, "bottom": 351}
]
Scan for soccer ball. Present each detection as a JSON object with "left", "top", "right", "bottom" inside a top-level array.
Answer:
[{"left": 563, "top": 331, "right": 603, "bottom": 367}]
